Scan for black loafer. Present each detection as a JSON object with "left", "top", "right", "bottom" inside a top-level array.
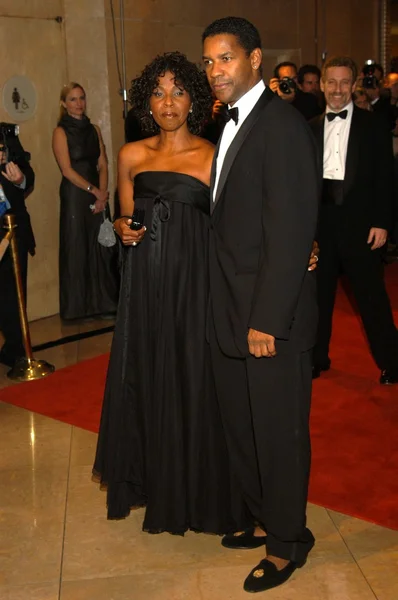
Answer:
[
  {"left": 380, "top": 369, "right": 398, "bottom": 385},
  {"left": 221, "top": 527, "right": 267, "bottom": 549},
  {"left": 243, "top": 558, "right": 306, "bottom": 593}
]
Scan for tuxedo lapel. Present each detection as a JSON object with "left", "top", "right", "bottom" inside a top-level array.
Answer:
[
  {"left": 344, "top": 107, "right": 360, "bottom": 195},
  {"left": 211, "top": 88, "right": 275, "bottom": 214},
  {"left": 314, "top": 114, "right": 325, "bottom": 178},
  {"left": 209, "top": 135, "right": 221, "bottom": 205}
]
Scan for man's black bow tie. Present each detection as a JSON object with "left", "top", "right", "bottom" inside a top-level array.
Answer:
[
  {"left": 225, "top": 106, "right": 239, "bottom": 125},
  {"left": 326, "top": 109, "right": 348, "bottom": 122}
]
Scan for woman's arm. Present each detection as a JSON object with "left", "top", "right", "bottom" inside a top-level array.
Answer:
[
  {"left": 113, "top": 143, "right": 145, "bottom": 245},
  {"left": 52, "top": 127, "right": 108, "bottom": 209}
]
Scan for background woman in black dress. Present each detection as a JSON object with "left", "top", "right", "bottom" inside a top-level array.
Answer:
[
  {"left": 93, "top": 53, "right": 249, "bottom": 535},
  {"left": 52, "top": 82, "right": 118, "bottom": 320}
]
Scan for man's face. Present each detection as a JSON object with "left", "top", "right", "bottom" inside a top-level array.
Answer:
[
  {"left": 354, "top": 92, "right": 370, "bottom": 111},
  {"left": 278, "top": 65, "right": 297, "bottom": 82},
  {"left": 203, "top": 34, "right": 261, "bottom": 105},
  {"left": 301, "top": 73, "right": 320, "bottom": 94},
  {"left": 321, "top": 66, "right": 355, "bottom": 111}
]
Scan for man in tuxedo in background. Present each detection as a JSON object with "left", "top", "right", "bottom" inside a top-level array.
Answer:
[
  {"left": 311, "top": 56, "right": 398, "bottom": 384},
  {"left": 0, "top": 140, "right": 35, "bottom": 368},
  {"left": 202, "top": 17, "right": 319, "bottom": 593}
]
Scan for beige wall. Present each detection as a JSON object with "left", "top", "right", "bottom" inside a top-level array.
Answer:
[{"left": 0, "top": 0, "right": 382, "bottom": 324}]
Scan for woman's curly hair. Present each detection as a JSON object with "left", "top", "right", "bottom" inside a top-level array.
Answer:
[{"left": 129, "top": 51, "right": 212, "bottom": 136}]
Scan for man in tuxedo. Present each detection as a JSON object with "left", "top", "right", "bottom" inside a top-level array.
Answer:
[
  {"left": 311, "top": 56, "right": 398, "bottom": 384},
  {"left": 202, "top": 17, "right": 319, "bottom": 593},
  {"left": 0, "top": 141, "right": 35, "bottom": 368}
]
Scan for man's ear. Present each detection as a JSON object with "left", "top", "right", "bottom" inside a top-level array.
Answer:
[{"left": 251, "top": 48, "right": 262, "bottom": 72}]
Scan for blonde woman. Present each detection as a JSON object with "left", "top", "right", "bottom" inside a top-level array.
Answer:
[{"left": 52, "top": 82, "right": 117, "bottom": 320}]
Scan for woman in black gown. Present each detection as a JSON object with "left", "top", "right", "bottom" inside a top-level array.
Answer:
[
  {"left": 52, "top": 83, "right": 118, "bottom": 320},
  {"left": 93, "top": 52, "right": 249, "bottom": 535}
]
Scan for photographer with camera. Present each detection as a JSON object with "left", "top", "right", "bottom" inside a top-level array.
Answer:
[
  {"left": 269, "top": 61, "right": 321, "bottom": 120},
  {"left": 0, "top": 124, "right": 35, "bottom": 368},
  {"left": 360, "top": 61, "right": 393, "bottom": 129}
]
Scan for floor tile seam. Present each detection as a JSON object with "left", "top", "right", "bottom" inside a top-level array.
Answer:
[
  {"left": 327, "top": 509, "right": 379, "bottom": 599},
  {"left": 60, "top": 554, "right": 365, "bottom": 583},
  {"left": 0, "top": 463, "right": 71, "bottom": 478},
  {"left": 0, "top": 579, "right": 60, "bottom": 590},
  {"left": 58, "top": 426, "right": 75, "bottom": 599}
]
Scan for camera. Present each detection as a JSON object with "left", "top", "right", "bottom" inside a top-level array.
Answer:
[
  {"left": 0, "top": 122, "right": 31, "bottom": 166},
  {"left": 278, "top": 77, "right": 297, "bottom": 95},
  {"left": 362, "top": 62, "right": 378, "bottom": 89}
]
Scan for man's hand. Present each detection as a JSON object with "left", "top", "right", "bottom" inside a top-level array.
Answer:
[
  {"left": 113, "top": 217, "right": 146, "bottom": 246},
  {"left": 2, "top": 161, "right": 24, "bottom": 186},
  {"left": 308, "top": 240, "right": 319, "bottom": 271},
  {"left": 269, "top": 77, "right": 279, "bottom": 93},
  {"left": 367, "top": 227, "right": 388, "bottom": 250},
  {"left": 248, "top": 329, "right": 277, "bottom": 358}
]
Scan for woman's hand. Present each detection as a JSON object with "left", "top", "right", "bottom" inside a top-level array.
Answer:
[
  {"left": 113, "top": 217, "right": 146, "bottom": 246},
  {"left": 93, "top": 187, "right": 109, "bottom": 204},
  {"left": 91, "top": 199, "right": 106, "bottom": 214}
]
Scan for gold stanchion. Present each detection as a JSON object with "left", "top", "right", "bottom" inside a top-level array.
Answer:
[{"left": 2, "top": 214, "right": 55, "bottom": 381}]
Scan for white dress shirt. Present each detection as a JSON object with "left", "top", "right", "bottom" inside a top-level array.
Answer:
[
  {"left": 213, "top": 79, "right": 265, "bottom": 201},
  {"left": 323, "top": 101, "right": 354, "bottom": 180}
]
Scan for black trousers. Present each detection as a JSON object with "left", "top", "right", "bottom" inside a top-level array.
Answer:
[
  {"left": 0, "top": 237, "right": 28, "bottom": 358},
  {"left": 314, "top": 221, "right": 398, "bottom": 370},
  {"left": 209, "top": 317, "right": 314, "bottom": 563}
]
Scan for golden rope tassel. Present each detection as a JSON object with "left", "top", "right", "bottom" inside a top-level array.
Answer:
[{"left": 2, "top": 214, "right": 55, "bottom": 381}]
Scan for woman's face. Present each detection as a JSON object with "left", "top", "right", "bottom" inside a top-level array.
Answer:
[
  {"left": 63, "top": 87, "right": 86, "bottom": 119},
  {"left": 149, "top": 71, "right": 192, "bottom": 132}
]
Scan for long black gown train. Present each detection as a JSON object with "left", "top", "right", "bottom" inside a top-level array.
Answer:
[
  {"left": 93, "top": 171, "right": 248, "bottom": 535},
  {"left": 58, "top": 114, "right": 118, "bottom": 319}
]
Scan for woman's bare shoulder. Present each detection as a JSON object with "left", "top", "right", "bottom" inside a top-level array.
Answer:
[
  {"left": 119, "top": 137, "right": 158, "bottom": 158},
  {"left": 196, "top": 136, "right": 215, "bottom": 152}
]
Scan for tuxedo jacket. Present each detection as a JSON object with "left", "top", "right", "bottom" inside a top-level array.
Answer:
[
  {"left": 310, "top": 106, "right": 394, "bottom": 247},
  {"left": 0, "top": 160, "right": 35, "bottom": 254},
  {"left": 209, "top": 87, "right": 319, "bottom": 359}
]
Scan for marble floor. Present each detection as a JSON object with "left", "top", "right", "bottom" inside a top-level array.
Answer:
[{"left": 0, "top": 315, "right": 397, "bottom": 600}]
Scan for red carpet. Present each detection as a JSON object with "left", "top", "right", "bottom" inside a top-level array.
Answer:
[{"left": 1, "top": 264, "right": 398, "bottom": 529}]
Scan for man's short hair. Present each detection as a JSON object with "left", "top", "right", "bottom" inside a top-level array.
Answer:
[
  {"left": 273, "top": 61, "right": 298, "bottom": 79},
  {"left": 202, "top": 17, "right": 262, "bottom": 56},
  {"left": 297, "top": 64, "right": 321, "bottom": 84},
  {"left": 321, "top": 56, "right": 358, "bottom": 83}
]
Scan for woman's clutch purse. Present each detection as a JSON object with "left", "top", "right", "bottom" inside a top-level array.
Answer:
[{"left": 98, "top": 211, "right": 116, "bottom": 247}]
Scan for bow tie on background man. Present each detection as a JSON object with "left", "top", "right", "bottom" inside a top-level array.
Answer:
[
  {"left": 326, "top": 109, "right": 348, "bottom": 122},
  {"left": 225, "top": 106, "right": 239, "bottom": 125}
]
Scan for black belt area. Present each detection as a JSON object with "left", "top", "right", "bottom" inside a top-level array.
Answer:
[{"left": 322, "top": 178, "right": 344, "bottom": 206}]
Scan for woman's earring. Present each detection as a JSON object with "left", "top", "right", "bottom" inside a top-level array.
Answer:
[
  {"left": 149, "top": 110, "right": 153, "bottom": 115},
  {"left": 189, "top": 106, "right": 193, "bottom": 113}
]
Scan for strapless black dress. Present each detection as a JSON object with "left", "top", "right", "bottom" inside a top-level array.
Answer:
[{"left": 93, "top": 171, "right": 248, "bottom": 534}]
